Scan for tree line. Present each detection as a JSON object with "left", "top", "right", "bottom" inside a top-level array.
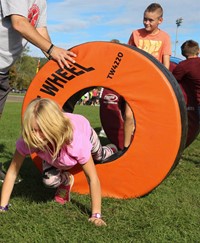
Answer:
[{"left": 9, "top": 47, "right": 47, "bottom": 91}]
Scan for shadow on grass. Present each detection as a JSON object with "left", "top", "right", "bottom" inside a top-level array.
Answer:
[
  {"left": 182, "top": 154, "right": 200, "bottom": 167},
  {"left": 0, "top": 144, "right": 14, "bottom": 161},
  {"left": 2, "top": 157, "right": 92, "bottom": 216},
  {"left": 2, "top": 157, "right": 56, "bottom": 203},
  {"left": 70, "top": 198, "right": 91, "bottom": 216},
  {"left": 182, "top": 137, "right": 200, "bottom": 167}
]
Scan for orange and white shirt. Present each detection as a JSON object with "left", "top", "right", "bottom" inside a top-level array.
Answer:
[{"left": 128, "top": 28, "right": 171, "bottom": 63}]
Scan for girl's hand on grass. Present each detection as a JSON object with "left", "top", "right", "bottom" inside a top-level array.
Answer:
[
  {"left": 0, "top": 204, "right": 9, "bottom": 212},
  {"left": 88, "top": 217, "right": 107, "bottom": 226}
]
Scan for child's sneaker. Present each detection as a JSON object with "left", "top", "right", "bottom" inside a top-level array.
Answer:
[{"left": 54, "top": 172, "right": 74, "bottom": 205}]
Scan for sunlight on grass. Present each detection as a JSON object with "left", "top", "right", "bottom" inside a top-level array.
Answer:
[{"left": 0, "top": 102, "right": 199, "bottom": 242}]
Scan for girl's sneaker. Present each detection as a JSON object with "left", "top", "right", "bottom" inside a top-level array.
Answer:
[{"left": 54, "top": 172, "right": 74, "bottom": 205}]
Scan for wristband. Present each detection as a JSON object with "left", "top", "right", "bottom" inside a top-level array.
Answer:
[
  {"left": 46, "top": 44, "right": 54, "bottom": 55},
  {"left": 91, "top": 213, "right": 101, "bottom": 219},
  {"left": 0, "top": 204, "right": 9, "bottom": 211}
]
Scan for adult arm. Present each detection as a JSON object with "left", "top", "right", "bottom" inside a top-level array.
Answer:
[
  {"left": 11, "top": 15, "right": 76, "bottom": 69},
  {"left": 81, "top": 155, "right": 106, "bottom": 226},
  {"left": 0, "top": 150, "right": 25, "bottom": 210}
]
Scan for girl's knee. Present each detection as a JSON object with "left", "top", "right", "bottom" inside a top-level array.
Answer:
[{"left": 42, "top": 168, "right": 61, "bottom": 188}]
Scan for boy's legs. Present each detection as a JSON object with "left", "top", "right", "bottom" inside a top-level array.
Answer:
[{"left": 90, "top": 128, "right": 117, "bottom": 162}]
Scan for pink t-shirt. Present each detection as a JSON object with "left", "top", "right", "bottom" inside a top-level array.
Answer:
[
  {"left": 128, "top": 28, "right": 171, "bottom": 63},
  {"left": 16, "top": 113, "right": 92, "bottom": 169}
]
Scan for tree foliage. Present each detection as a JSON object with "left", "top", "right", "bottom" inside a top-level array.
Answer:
[{"left": 9, "top": 47, "right": 48, "bottom": 90}]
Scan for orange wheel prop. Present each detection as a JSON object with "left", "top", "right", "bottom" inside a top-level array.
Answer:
[{"left": 22, "top": 42, "right": 187, "bottom": 198}]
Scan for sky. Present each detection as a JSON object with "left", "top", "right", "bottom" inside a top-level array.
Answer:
[{"left": 29, "top": 0, "right": 200, "bottom": 59}]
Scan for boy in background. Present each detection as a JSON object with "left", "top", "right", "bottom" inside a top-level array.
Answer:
[
  {"left": 125, "top": 3, "right": 172, "bottom": 149},
  {"left": 128, "top": 3, "right": 171, "bottom": 69},
  {"left": 173, "top": 40, "right": 200, "bottom": 120}
]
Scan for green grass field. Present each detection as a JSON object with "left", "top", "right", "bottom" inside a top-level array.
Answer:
[{"left": 0, "top": 102, "right": 199, "bottom": 243}]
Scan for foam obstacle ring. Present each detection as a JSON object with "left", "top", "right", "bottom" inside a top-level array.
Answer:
[
  {"left": 22, "top": 41, "right": 188, "bottom": 199},
  {"left": 101, "top": 56, "right": 199, "bottom": 150}
]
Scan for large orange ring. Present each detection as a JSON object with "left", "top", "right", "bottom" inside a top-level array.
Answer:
[
  {"left": 100, "top": 57, "right": 199, "bottom": 151},
  {"left": 22, "top": 42, "right": 187, "bottom": 198}
]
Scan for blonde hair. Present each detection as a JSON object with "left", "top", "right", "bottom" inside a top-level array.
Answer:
[{"left": 22, "top": 98, "right": 73, "bottom": 160}]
